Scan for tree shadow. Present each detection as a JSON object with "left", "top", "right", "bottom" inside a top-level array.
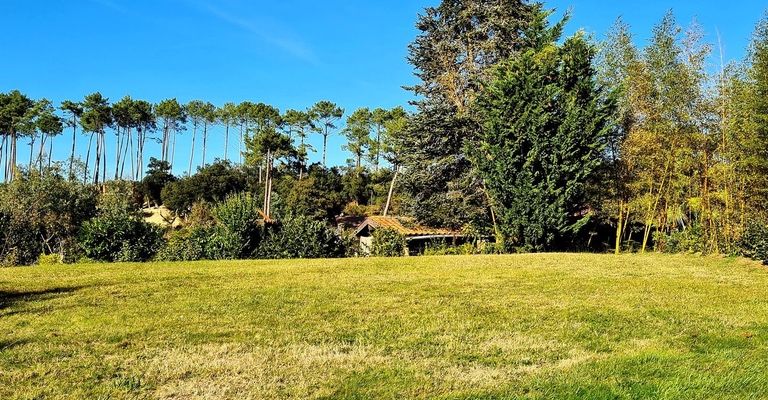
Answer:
[
  {"left": 0, "top": 338, "right": 29, "bottom": 351},
  {"left": 0, "top": 286, "right": 87, "bottom": 315}
]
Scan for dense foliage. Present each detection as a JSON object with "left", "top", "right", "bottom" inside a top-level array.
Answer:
[
  {"left": 156, "top": 226, "right": 238, "bottom": 262},
  {"left": 371, "top": 229, "right": 406, "bottom": 257},
  {"left": 259, "top": 215, "right": 346, "bottom": 259},
  {"left": 212, "top": 192, "right": 265, "bottom": 259},
  {"left": 0, "top": 169, "right": 97, "bottom": 265},
  {"left": 591, "top": 13, "right": 768, "bottom": 257},
  {"left": 140, "top": 158, "right": 176, "bottom": 206},
  {"left": 78, "top": 212, "right": 165, "bottom": 262},
  {"left": 475, "top": 34, "right": 614, "bottom": 251},
  {"left": 161, "top": 160, "right": 248, "bottom": 214},
  {"left": 738, "top": 223, "right": 768, "bottom": 262}
]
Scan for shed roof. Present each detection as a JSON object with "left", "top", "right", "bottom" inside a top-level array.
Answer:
[{"left": 354, "top": 216, "right": 458, "bottom": 238}]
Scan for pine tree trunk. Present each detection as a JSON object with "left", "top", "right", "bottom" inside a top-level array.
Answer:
[
  {"left": 188, "top": 123, "right": 197, "bottom": 176},
  {"left": 136, "top": 129, "right": 144, "bottom": 180},
  {"left": 69, "top": 118, "right": 77, "bottom": 180},
  {"left": 93, "top": 132, "right": 100, "bottom": 185},
  {"left": 120, "top": 128, "right": 131, "bottom": 179},
  {"left": 171, "top": 129, "right": 178, "bottom": 169},
  {"left": 84, "top": 133, "right": 93, "bottom": 184},
  {"left": 10, "top": 133, "right": 17, "bottom": 182},
  {"left": 37, "top": 133, "right": 46, "bottom": 173},
  {"left": 239, "top": 124, "right": 244, "bottom": 165},
  {"left": 0, "top": 136, "right": 5, "bottom": 182},
  {"left": 128, "top": 130, "right": 135, "bottom": 181},
  {"left": 102, "top": 132, "right": 107, "bottom": 184},
  {"left": 10, "top": 133, "right": 16, "bottom": 182},
  {"left": 202, "top": 123, "right": 208, "bottom": 168},
  {"left": 161, "top": 123, "right": 169, "bottom": 163},
  {"left": 142, "top": 129, "right": 147, "bottom": 180},
  {"left": 263, "top": 149, "right": 271, "bottom": 218},
  {"left": 240, "top": 125, "right": 243, "bottom": 165},
  {"left": 375, "top": 125, "right": 381, "bottom": 172},
  {"left": 28, "top": 135, "right": 36, "bottom": 172},
  {"left": 299, "top": 135, "right": 305, "bottom": 180},
  {"left": 38, "top": 134, "right": 46, "bottom": 173},
  {"left": 267, "top": 168, "right": 273, "bottom": 218},
  {"left": 114, "top": 127, "right": 122, "bottom": 180},
  {"left": 47, "top": 135, "right": 53, "bottom": 169},
  {"left": 224, "top": 124, "right": 229, "bottom": 162},
  {"left": 322, "top": 131, "right": 328, "bottom": 167}
]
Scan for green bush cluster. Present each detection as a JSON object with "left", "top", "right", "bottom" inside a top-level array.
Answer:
[
  {"left": 78, "top": 212, "right": 165, "bottom": 262},
  {"left": 371, "top": 229, "right": 406, "bottom": 257},
  {"left": 0, "top": 169, "right": 98, "bottom": 266},
  {"left": 37, "top": 253, "right": 63, "bottom": 265},
  {"left": 259, "top": 215, "right": 346, "bottom": 259},
  {"left": 654, "top": 225, "right": 706, "bottom": 254},
  {"left": 156, "top": 195, "right": 347, "bottom": 262},
  {"left": 212, "top": 193, "right": 264, "bottom": 258},
  {"left": 161, "top": 161, "right": 247, "bottom": 215},
  {"left": 156, "top": 226, "right": 241, "bottom": 262},
  {"left": 738, "top": 222, "right": 768, "bottom": 262}
]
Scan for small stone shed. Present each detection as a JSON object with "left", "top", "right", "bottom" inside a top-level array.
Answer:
[{"left": 354, "top": 216, "right": 465, "bottom": 255}]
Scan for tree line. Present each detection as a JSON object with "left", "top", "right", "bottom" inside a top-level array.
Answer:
[
  {"left": 0, "top": 92, "right": 406, "bottom": 187},
  {"left": 395, "top": 1, "right": 768, "bottom": 255}
]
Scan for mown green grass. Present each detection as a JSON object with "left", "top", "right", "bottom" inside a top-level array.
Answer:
[{"left": 1, "top": 254, "right": 767, "bottom": 399}]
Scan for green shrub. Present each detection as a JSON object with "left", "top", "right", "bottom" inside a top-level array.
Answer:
[
  {"left": 213, "top": 193, "right": 264, "bottom": 258},
  {"left": 78, "top": 212, "right": 165, "bottom": 262},
  {"left": 37, "top": 253, "right": 63, "bottom": 265},
  {"left": 259, "top": 215, "right": 346, "bottom": 259},
  {"left": 140, "top": 158, "right": 176, "bottom": 207},
  {"left": 424, "top": 242, "right": 477, "bottom": 256},
  {"left": 738, "top": 222, "right": 768, "bottom": 261},
  {"left": 157, "top": 226, "right": 242, "bottom": 261},
  {"left": 157, "top": 227, "right": 210, "bottom": 262},
  {"left": 340, "top": 231, "right": 361, "bottom": 258},
  {"left": 204, "top": 227, "right": 245, "bottom": 260},
  {"left": 162, "top": 161, "right": 247, "bottom": 215},
  {"left": 422, "top": 240, "right": 503, "bottom": 256},
  {"left": 655, "top": 224, "right": 706, "bottom": 254},
  {"left": 0, "top": 170, "right": 98, "bottom": 265},
  {"left": 99, "top": 180, "right": 143, "bottom": 214},
  {"left": 0, "top": 212, "right": 39, "bottom": 266},
  {"left": 371, "top": 228, "right": 406, "bottom": 257}
]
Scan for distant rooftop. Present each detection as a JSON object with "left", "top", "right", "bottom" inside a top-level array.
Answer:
[{"left": 354, "top": 216, "right": 458, "bottom": 238}]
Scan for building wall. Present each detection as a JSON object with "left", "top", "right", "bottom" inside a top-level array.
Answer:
[{"left": 360, "top": 236, "right": 373, "bottom": 256}]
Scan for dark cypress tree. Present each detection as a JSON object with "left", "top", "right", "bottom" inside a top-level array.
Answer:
[{"left": 474, "top": 34, "right": 615, "bottom": 251}]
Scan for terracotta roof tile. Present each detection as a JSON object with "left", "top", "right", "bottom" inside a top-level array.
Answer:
[{"left": 356, "top": 216, "right": 458, "bottom": 237}]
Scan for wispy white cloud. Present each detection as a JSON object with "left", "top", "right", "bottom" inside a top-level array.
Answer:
[{"left": 189, "top": 1, "right": 320, "bottom": 65}]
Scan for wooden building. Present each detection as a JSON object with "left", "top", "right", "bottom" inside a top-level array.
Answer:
[{"left": 354, "top": 216, "right": 465, "bottom": 255}]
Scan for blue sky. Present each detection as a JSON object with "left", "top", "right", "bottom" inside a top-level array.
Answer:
[{"left": 0, "top": 0, "right": 765, "bottom": 176}]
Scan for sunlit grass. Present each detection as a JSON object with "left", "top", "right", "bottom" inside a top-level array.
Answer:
[{"left": 1, "top": 254, "right": 767, "bottom": 399}]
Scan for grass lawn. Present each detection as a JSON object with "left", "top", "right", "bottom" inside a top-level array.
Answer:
[{"left": 1, "top": 254, "right": 767, "bottom": 399}]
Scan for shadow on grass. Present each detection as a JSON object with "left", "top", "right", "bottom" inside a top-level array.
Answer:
[
  {"left": 0, "top": 338, "right": 29, "bottom": 351},
  {"left": 0, "top": 286, "right": 87, "bottom": 315}
]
